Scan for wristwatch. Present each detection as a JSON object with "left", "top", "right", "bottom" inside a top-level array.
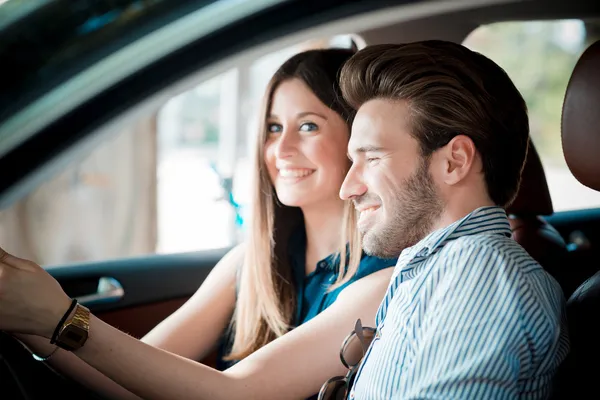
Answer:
[{"left": 54, "top": 303, "right": 90, "bottom": 351}]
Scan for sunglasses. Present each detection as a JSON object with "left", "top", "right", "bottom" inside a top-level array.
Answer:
[{"left": 317, "top": 319, "right": 376, "bottom": 400}]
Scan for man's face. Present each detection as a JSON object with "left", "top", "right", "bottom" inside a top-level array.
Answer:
[{"left": 340, "top": 99, "right": 444, "bottom": 258}]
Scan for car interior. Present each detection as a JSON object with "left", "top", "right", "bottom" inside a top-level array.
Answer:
[
  {"left": 553, "top": 38, "right": 600, "bottom": 398},
  {"left": 0, "top": 0, "right": 599, "bottom": 398}
]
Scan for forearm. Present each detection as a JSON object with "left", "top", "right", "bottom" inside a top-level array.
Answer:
[
  {"left": 140, "top": 245, "right": 238, "bottom": 362},
  {"left": 16, "top": 333, "right": 141, "bottom": 400},
  {"left": 72, "top": 315, "right": 242, "bottom": 400},
  {"left": 141, "top": 308, "right": 229, "bottom": 363}
]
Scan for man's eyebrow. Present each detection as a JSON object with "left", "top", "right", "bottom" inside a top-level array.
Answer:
[
  {"left": 358, "top": 145, "right": 385, "bottom": 152},
  {"left": 347, "top": 146, "right": 385, "bottom": 161},
  {"left": 354, "top": 145, "right": 386, "bottom": 154}
]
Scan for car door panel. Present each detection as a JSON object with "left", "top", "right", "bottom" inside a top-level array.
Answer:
[
  {"left": 96, "top": 297, "right": 188, "bottom": 339},
  {"left": 47, "top": 248, "right": 230, "bottom": 337}
]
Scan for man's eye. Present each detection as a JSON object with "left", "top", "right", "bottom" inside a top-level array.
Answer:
[
  {"left": 299, "top": 122, "right": 318, "bottom": 132},
  {"left": 367, "top": 157, "right": 380, "bottom": 164}
]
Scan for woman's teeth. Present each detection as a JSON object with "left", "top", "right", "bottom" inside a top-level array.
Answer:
[{"left": 279, "top": 169, "right": 314, "bottom": 178}]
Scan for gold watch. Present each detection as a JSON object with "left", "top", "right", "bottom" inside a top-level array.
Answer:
[{"left": 54, "top": 303, "right": 90, "bottom": 351}]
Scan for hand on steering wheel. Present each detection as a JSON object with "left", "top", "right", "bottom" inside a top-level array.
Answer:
[{"left": 0, "top": 248, "right": 72, "bottom": 338}]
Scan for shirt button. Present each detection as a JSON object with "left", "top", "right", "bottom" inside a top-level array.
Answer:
[{"left": 318, "top": 261, "right": 328, "bottom": 269}]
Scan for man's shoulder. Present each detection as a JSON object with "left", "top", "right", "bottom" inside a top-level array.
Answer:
[
  {"left": 437, "top": 233, "right": 564, "bottom": 301},
  {"left": 440, "top": 233, "right": 539, "bottom": 270}
]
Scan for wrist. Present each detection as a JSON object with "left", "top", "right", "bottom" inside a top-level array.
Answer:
[
  {"left": 39, "top": 295, "right": 74, "bottom": 339},
  {"left": 46, "top": 298, "right": 78, "bottom": 340},
  {"left": 51, "top": 300, "right": 91, "bottom": 352}
]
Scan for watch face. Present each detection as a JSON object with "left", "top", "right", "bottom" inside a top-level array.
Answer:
[{"left": 58, "top": 325, "right": 89, "bottom": 351}]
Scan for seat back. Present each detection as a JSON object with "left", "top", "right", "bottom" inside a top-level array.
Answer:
[
  {"left": 506, "top": 142, "right": 568, "bottom": 291},
  {"left": 552, "top": 39, "right": 600, "bottom": 399}
]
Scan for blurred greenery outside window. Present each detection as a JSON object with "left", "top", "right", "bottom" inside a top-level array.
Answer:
[{"left": 463, "top": 19, "right": 600, "bottom": 212}]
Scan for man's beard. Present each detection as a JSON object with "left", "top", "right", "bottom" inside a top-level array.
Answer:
[{"left": 360, "top": 158, "right": 444, "bottom": 258}]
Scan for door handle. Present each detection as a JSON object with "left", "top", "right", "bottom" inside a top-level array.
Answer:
[
  {"left": 567, "top": 230, "right": 591, "bottom": 252},
  {"left": 76, "top": 277, "right": 124, "bottom": 307}
]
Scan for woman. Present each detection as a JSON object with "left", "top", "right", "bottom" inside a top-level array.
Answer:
[{"left": 0, "top": 48, "right": 396, "bottom": 400}]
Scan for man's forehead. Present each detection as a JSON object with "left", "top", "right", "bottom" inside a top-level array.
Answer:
[
  {"left": 348, "top": 132, "right": 380, "bottom": 155},
  {"left": 349, "top": 114, "right": 378, "bottom": 151},
  {"left": 349, "top": 99, "right": 410, "bottom": 153}
]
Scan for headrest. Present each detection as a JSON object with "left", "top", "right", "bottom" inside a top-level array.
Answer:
[
  {"left": 562, "top": 40, "right": 600, "bottom": 191},
  {"left": 507, "top": 140, "right": 553, "bottom": 216}
]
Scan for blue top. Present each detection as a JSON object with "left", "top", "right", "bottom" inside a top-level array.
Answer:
[
  {"left": 349, "top": 206, "right": 569, "bottom": 400},
  {"left": 288, "top": 228, "right": 396, "bottom": 326},
  {"left": 215, "top": 228, "right": 397, "bottom": 373}
]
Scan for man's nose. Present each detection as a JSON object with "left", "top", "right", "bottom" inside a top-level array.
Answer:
[{"left": 340, "top": 164, "right": 367, "bottom": 200}]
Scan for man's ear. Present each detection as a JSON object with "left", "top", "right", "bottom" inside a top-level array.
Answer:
[{"left": 439, "top": 135, "right": 477, "bottom": 185}]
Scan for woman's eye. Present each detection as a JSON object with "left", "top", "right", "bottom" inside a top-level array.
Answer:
[
  {"left": 299, "top": 122, "right": 318, "bottom": 132},
  {"left": 267, "top": 123, "right": 283, "bottom": 134}
]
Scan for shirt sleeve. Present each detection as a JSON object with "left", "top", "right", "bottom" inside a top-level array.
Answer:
[{"left": 400, "top": 240, "right": 563, "bottom": 399}]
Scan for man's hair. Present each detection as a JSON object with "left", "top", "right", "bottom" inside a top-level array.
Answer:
[{"left": 339, "top": 40, "right": 529, "bottom": 207}]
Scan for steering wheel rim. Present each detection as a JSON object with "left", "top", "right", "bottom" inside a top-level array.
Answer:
[
  {"left": 0, "top": 331, "right": 105, "bottom": 400},
  {"left": 0, "top": 331, "right": 39, "bottom": 400}
]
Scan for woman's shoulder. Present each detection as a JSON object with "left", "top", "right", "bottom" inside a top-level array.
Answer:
[
  {"left": 216, "top": 243, "right": 246, "bottom": 271},
  {"left": 355, "top": 253, "right": 398, "bottom": 277},
  {"left": 330, "top": 254, "right": 396, "bottom": 298}
]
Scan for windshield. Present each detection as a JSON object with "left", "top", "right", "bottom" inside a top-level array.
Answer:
[{"left": 0, "top": 0, "right": 217, "bottom": 126}]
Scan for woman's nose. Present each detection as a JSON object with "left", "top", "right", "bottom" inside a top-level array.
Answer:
[{"left": 274, "top": 130, "right": 298, "bottom": 159}]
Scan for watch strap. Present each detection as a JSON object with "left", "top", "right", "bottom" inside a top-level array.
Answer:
[{"left": 50, "top": 298, "right": 78, "bottom": 344}]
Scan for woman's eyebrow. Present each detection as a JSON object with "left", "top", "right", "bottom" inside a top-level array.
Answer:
[
  {"left": 296, "top": 111, "right": 328, "bottom": 120},
  {"left": 267, "top": 111, "right": 327, "bottom": 120}
]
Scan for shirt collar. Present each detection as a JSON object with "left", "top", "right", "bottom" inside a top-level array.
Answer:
[{"left": 397, "top": 206, "right": 512, "bottom": 270}]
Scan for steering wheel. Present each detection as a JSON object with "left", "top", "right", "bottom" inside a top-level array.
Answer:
[
  {"left": 0, "top": 331, "right": 100, "bottom": 400},
  {"left": 0, "top": 331, "right": 38, "bottom": 399}
]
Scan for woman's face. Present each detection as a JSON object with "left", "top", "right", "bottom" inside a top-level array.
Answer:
[{"left": 264, "top": 78, "right": 350, "bottom": 209}]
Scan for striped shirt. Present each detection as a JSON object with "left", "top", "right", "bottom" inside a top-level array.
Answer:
[{"left": 349, "top": 206, "right": 569, "bottom": 399}]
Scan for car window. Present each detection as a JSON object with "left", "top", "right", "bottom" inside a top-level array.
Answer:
[
  {"left": 0, "top": 0, "right": 284, "bottom": 159},
  {"left": 0, "top": 35, "right": 358, "bottom": 266},
  {"left": 463, "top": 19, "right": 600, "bottom": 212}
]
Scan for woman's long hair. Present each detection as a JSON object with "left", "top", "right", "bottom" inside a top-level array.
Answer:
[{"left": 225, "top": 48, "right": 362, "bottom": 360}]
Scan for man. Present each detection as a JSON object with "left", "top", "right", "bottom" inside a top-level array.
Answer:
[{"left": 338, "top": 41, "right": 569, "bottom": 399}]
